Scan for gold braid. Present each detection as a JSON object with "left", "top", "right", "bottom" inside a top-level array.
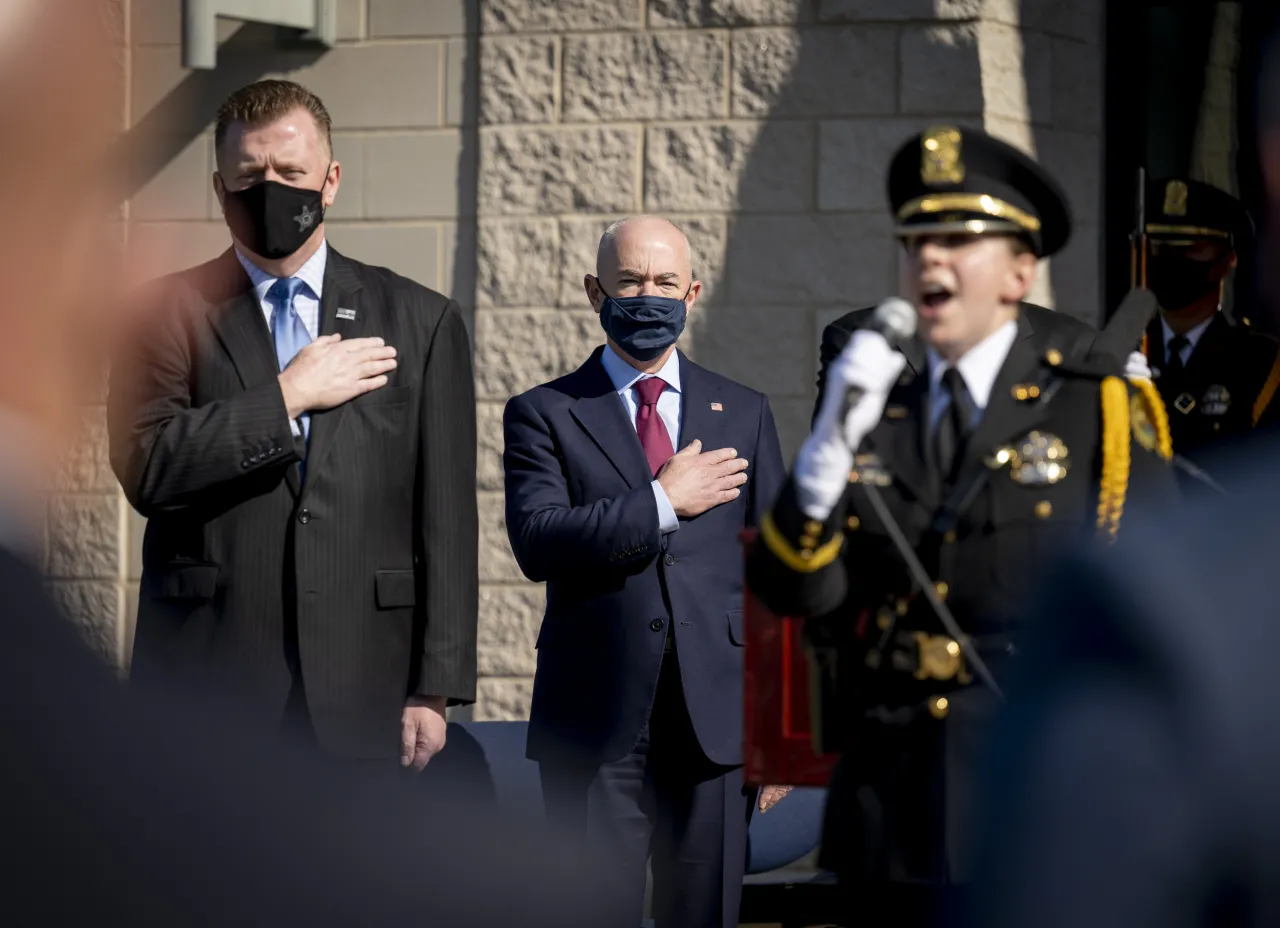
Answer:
[{"left": 1096, "top": 376, "right": 1131, "bottom": 542}]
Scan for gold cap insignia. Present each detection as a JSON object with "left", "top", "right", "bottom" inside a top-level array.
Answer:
[
  {"left": 921, "top": 126, "right": 965, "bottom": 186},
  {"left": 1163, "top": 180, "right": 1189, "bottom": 217}
]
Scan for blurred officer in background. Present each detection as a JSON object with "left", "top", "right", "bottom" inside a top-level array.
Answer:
[
  {"left": 747, "top": 126, "right": 1178, "bottom": 928},
  {"left": 1137, "top": 177, "right": 1280, "bottom": 480}
]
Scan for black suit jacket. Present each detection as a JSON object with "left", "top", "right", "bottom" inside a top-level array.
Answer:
[
  {"left": 109, "top": 246, "right": 478, "bottom": 758},
  {"left": 814, "top": 302, "right": 1099, "bottom": 422}
]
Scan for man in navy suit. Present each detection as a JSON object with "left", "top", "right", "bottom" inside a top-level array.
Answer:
[{"left": 503, "top": 216, "right": 788, "bottom": 927}]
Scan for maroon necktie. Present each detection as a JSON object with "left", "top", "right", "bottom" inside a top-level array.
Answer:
[{"left": 634, "top": 377, "right": 675, "bottom": 476}]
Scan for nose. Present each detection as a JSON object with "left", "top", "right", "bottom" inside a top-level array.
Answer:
[
  {"left": 914, "top": 238, "right": 949, "bottom": 266},
  {"left": 640, "top": 280, "right": 663, "bottom": 296}
]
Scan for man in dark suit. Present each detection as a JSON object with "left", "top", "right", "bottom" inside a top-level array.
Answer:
[
  {"left": 503, "top": 215, "right": 787, "bottom": 927},
  {"left": 747, "top": 127, "right": 1179, "bottom": 927},
  {"left": 109, "top": 80, "right": 477, "bottom": 767}
]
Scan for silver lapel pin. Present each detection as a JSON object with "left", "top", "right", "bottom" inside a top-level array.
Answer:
[{"left": 336, "top": 307, "right": 356, "bottom": 321}]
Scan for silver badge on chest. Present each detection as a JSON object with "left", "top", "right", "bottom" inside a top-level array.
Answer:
[
  {"left": 1201, "top": 384, "right": 1231, "bottom": 417},
  {"left": 986, "top": 430, "right": 1070, "bottom": 485}
]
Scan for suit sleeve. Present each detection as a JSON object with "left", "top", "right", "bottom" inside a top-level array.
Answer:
[
  {"left": 415, "top": 300, "right": 478, "bottom": 704},
  {"left": 108, "top": 288, "right": 298, "bottom": 517},
  {"left": 747, "top": 395, "right": 787, "bottom": 528},
  {"left": 813, "top": 320, "right": 853, "bottom": 426},
  {"left": 503, "top": 395, "right": 660, "bottom": 584}
]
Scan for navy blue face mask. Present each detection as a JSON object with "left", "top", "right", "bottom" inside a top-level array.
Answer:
[{"left": 595, "top": 279, "right": 691, "bottom": 362}]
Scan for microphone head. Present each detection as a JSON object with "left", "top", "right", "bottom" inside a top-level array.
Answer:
[{"left": 872, "top": 297, "right": 918, "bottom": 343}]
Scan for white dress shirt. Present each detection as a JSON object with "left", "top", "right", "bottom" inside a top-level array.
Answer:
[
  {"left": 1160, "top": 314, "right": 1214, "bottom": 368},
  {"left": 600, "top": 345, "right": 682, "bottom": 534},
  {"left": 236, "top": 241, "right": 328, "bottom": 436},
  {"left": 927, "top": 319, "right": 1019, "bottom": 431}
]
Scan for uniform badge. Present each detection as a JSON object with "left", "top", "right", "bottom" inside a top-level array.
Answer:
[
  {"left": 1130, "top": 392, "right": 1158, "bottom": 451},
  {"left": 1201, "top": 384, "right": 1231, "bottom": 416},
  {"left": 1173, "top": 392, "right": 1197, "bottom": 414},
  {"left": 921, "top": 126, "right": 965, "bottom": 186},
  {"left": 851, "top": 453, "right": 893, "bottom": 487},
  {"left": 987, "top": 431, "right": 1069, "bottom": 485},
  {"left": 1163, "top": 179, "right": 1189, "bottom": 217}
]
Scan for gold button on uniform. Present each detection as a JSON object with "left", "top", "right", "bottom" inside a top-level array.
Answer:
[
  {"left": 847, "top": 516, "right": 861, "bottom": 531},
  {"left": 1034, "top": 500, "right": 1053, "bottom": 519},
  {"left": 934, "top": 581, "right": 949, "bottom": 600},
  {"left": 929, "top": 696, "right": 950, "bottom": 719},
  {"left": 943, "top": 529, "right": 957, "bottom": 544},
  {"left": 1045, "top": 349, "right": 1063, "bottom": 366}
]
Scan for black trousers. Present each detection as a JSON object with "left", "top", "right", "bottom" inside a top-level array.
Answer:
[{"left": 540, "top": 654, "right": 754, "bottom": 928}]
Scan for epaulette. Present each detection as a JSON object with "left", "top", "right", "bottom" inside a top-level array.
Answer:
[{"left": 1038, "top": 347, "right": 1124, "bottom": 380}]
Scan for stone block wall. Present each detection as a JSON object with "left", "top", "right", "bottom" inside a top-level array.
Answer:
[{"left": 50, "top": 0, "right": 1106, "bottom": 722}]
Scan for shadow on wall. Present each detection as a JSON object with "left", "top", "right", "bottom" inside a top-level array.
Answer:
[
  {"left": 690, "top": 0, "right": 1094, "bottom": 458},
  {"left": 117, "top": 23, "right": 327, "bottom": 199}
]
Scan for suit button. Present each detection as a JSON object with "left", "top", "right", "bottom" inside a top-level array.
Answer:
[
  {"left": 663, "top": 554, "right": 676, "bottom": 566},
  {"left": 241, "top": 460, "right": 250, "bottom": 469},
  {"left": 649, "top": 618, "right": 665, "bottom": 632},
  {"left": 297, "top": 509, "right": 311, "bottom": 524}
]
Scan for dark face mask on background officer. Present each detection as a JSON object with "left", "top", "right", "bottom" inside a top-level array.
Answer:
[
  {"left": 213, "top": 107, "right": 340, "bottom": 270},
  {"left": 585, "top": 218, "right": 702, "bottom": 367},
  {"left": 1147, "top": 239, "right": 1235, "bottom": 314}
]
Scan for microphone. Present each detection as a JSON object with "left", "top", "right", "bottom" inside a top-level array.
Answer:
[{"left": 842, "top": 297, "right": 919, "bottom": 418}]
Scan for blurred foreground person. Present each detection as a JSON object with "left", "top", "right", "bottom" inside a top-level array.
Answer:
[
  {"left": 0, "top": 4, "right": 607, "bottom": 924},
  {"left": 967, "top": 433, "right": 1280, "bottom": 928},
  {"left": 747, "top": 127, "right": 1179, "bottom": 927}
]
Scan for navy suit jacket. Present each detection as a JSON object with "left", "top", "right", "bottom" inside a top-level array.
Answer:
[{"left": 503, "top": 347, "right": 785, "bottom": 768}]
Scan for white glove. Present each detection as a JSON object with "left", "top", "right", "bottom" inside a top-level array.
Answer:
[
  {"left": 794, "top": 330, "right": 907, "bottom": 521},
  {"left": 1124, "top": 350, "right": 1152, "bottom": 381}
]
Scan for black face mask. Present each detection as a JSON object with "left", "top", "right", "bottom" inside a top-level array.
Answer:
[
  {"left": 221, "top": 172, "right": 327, "bottom": 260},
  {"left": 1147, "top": 254, "right": 1221, "bottom": 312}
]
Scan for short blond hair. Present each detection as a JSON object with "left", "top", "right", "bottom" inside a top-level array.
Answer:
[{"left": 214, "top": 79, "right": 332, "bottom": 164}]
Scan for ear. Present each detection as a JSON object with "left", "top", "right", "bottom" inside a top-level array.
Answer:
[
  {"left": 213, "top": 172, "right": 226, "bottom": 212},
  {"left": 684, "top": 279, "right": 702, "bottom": 313},
  {"left": 323, "top": 161, "right": 341, "bottom": 208},
  {"left": 584, "top": 274, "right": 604, "bottom": 313},
  {"left": 1003, "top": 251, "right": 1038, "bottom": 304}
]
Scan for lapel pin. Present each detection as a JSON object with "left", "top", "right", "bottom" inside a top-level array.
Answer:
[
  {"left": 885, "top": 405, "right": 908, "bottom": 419},
  {"left": 710, "top": 402, "right": 723, "bottom": 412},
  {"left": 336, "top": 307, "right": 356, "bottom": 321}
]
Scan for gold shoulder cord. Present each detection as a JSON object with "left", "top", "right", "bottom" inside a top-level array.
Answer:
[
  {"left": 1130, "top": 377, "right": 1173, "bottom": 460},
  {"left": 759, "top": 512, "right": 844, "bottom": 574},
  {"left": 1253, "top": 347, "right": 1280, "bottom": 426},
  {"left": 1096, "top": 376, "right": 1131, "bottom": 542}
]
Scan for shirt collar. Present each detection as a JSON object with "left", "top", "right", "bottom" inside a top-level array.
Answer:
[
  {"left": 600, "top": 344, "right": 683, "bottom": 395},
  {"left": 235, "top": 239, "right": 328, "bottom": 304},
  {"left": 1160, "top": 313, "right": 1215, "bottom": 355},
  {"left": 927, "top": 319, "right": 1019, "bottom": 410}
]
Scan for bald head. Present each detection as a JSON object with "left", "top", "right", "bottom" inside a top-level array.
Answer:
[{"left": 596, "top": 216, "right": 695, "bottom": 284}]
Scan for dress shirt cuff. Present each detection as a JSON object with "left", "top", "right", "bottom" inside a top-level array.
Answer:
[{"left": 651, "top": 480, "right": 680, "bottom": 534}]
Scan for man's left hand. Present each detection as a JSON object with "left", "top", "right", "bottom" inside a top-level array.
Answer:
[
  {"left": 758, "top": 784, "right": 793, "bottom": 813},
  {"left": 401, "top": 695, "right": 448, "bottom": 771}
]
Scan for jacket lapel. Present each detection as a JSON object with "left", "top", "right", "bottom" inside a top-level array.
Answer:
[
  {"left": 204, "top": 250, "right": 302, "bottom": 497},
  {"left": 568, "top": 347, "right": 652, "bottom": 489},
  {"left": 299, "top": 248, "right": 367, "bottom": 494},
  {"left": 870, "top": 359, "right": 933, "bottom": 506},
  {"left": 958, "top": 316, "right": 1052, "bottom": 477},
  {"left": 676, "top": 353, "right": 727, "bottom": 456}
]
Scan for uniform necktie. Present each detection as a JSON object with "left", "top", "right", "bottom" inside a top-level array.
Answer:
[
  {"left": 934, "top": 367, "right": 975, "bottom": 486},
  {"left": 635, "top": 377, "right": 675, "bottom": 476},
  {"left": 1166, "top": 334, "right": 1190, "bottom": 378}
]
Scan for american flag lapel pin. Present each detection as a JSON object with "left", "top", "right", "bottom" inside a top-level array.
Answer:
[
  {"left": 336, "top": 307, "right": 356, "bottom": 321},
  {"left": 710, "top": 402, "right": 723, "bottom": 412}
]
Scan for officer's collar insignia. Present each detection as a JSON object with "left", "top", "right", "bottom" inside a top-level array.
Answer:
[
  {"left": 1010, "top": 383, "right": 1042, "bottom": 402},
  {"left": 1164, "top": 180, "right": 1189, "bottom": 217},
  {"left": 921, "top": 126, "right": 965, "bottom": 186},
  {"left": 1130, "top": 393, "right": 1158, "bottom": 452},
  {"left": 851, "top": 453, "right": 893, "bottom": 487},
  {"left": 1174, "top": 392, "right": 1197, "bottom": 414},
  {"left": 986, "top": 430, "right": 1069, "bottom": 485},
  {"left": 1202, "top": 384, "right": 1231, "bottom": 416}
]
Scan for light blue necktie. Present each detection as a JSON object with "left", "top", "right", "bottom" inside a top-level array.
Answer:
[{"left": 269, "top": 276, "right": 313, "bottom": 459}]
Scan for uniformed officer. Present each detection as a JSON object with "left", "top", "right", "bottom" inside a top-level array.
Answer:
[
  {"left": 1139, "top": 177, "right": 1280, "bottom": 469},
  {"left": 746, "top": 127, "right": 1179, "bottom": 927}
]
